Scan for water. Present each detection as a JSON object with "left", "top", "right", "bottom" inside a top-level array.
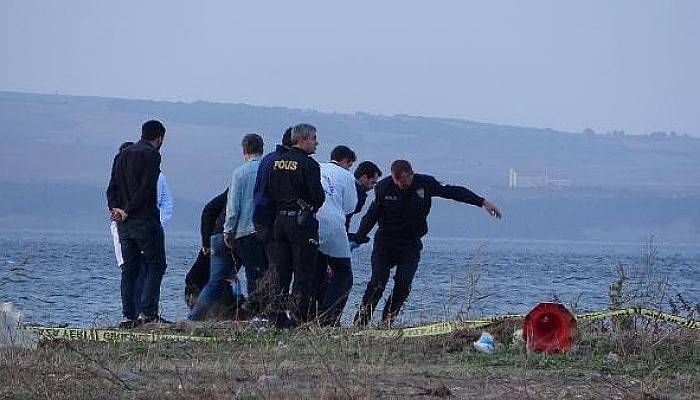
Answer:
[{"left": 1, "top": 232, "right": 698, "bottom": 327}]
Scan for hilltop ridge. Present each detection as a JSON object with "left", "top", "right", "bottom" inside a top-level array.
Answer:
[{"left": 1, "top": 91, "right": 698, "bottom": 240}]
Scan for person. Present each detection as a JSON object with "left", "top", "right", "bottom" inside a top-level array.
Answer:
[
  {"left": 267, "top": 123, "right": 325, "bottom": 325},
  {"left": 352, "top": 159, "right": 502, "bottom": 327},
  {"left": 345, "top": 161, "right": 382, "bottom": 234},
  {"left": 188, "top": 189, "right": 246, "bottom": 320},
  {"left": 316, "top": 146, "right": 358, "bottom": 326},
  {"left": 184, "top": 248, "right": 211, "bottom": 310},
  {"left": 252, "top": 128, "right": 293, "bottom": 246},
  {"left": 106, "top": 120, "right": 169, "bottom": 328},
  {"left": 223, "top": 134, "right": 269, "bottom": 315},
  {"left": 109, "top": 141, "right": 174, "bottom": 316}
]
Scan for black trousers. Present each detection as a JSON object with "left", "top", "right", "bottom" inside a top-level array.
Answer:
[
  {"left": 231, "top": 233, "right": 269, "bottom": 315},
  {"left": 118, "top": 217, "right": 167, "bottom": 319},
  {"left": 354, "top": 238, "right": 421, "bottom": 326},
  {"left": 317, "top": 253, "right": 352, "bottom": 327},
  {"left": 268, "top": 214, "right": 320, "bottom": 323}
]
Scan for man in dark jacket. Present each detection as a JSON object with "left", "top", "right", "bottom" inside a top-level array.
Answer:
[
  {"left": 267, "top": 123, "right": 325, "bottom": 325},
  {"left": 106, "top": 120, "right": 169, "bottom": 327},
  {"left": 346, "top": 161, "right": 382, "bottom": 234},
  {"left": 252, "top": 128, "right": 293, "bottom": 242},
  {"left": 352, "top": 159, "right": 502, "bottom": 327}
]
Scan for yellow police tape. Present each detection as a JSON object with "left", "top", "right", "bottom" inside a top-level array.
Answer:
[
  {"left": 577, "top": 307, "right": 700, "bottom": 330},
  {"left": 356, "top": 314, "right": 526, "bottom": 339},
  {"left": 25, "top": 326, "right": 218, "bottom": 343},
  {"left": 22, "top": 307, "right": 698, "bottom": 343},
  {"left": 354, "top": 308, "right": 700, "bottom": 338}
]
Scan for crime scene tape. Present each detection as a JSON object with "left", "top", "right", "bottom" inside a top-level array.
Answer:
[
  {"left": 25, "top": 326, "right": 218, "bottom": 343},
  {"left": 355, "top": 314, "right": 526, "bottom": 339},
  {"left": 577, "top": 307, "right": 700, "bottom": 329},
  {"left": 20, "top": 307, "right": 698, "bottom": 343},
  {"left": 356, "top": 307, "right": 699, "bottom": 338}
]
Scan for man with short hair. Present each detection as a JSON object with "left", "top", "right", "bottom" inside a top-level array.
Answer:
[
  {"left": 316, "top": 145, "right": 358, "bottom": 326},
  {"left": 352, "top": 159, "right": 502, "bottom": 326},
  {"left": 106, "top": 120, "right": 169, "bottom": 327},
  {"left": 346, "top": 161, "right": 382, "bottom": 233},
  {"left": 223, "top": 134, "right": 268, "bottom": 314},
  {"left": 109, "top": 141, "right": 174, "bottom": 317},
  {"left": 267, "top": 123, "right": 325, "bottom": 325}
]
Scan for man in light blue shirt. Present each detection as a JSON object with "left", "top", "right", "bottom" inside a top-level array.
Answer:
[{"left": 224, "top": 134, "right": 269, "bottom": 315}]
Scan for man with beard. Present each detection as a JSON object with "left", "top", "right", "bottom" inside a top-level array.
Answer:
[{"left": 106, "top": 120, "right": 169, "bottom": 328}]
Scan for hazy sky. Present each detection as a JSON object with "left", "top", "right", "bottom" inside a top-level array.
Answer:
[{"left": 2, "top": 1, "right": 698, "bottom": 135}]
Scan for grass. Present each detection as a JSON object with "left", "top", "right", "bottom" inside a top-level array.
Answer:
[
  {"left": 1, "top": 318, "right": 699, "bottom": 399},
  {"left": 4, "top": 237, "right": 697, "bottom": 398}
]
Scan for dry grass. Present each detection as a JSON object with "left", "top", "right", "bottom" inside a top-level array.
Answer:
[
  {"left": 4, "top": 237, "right": 697, "bottom": 399},
  {"left": 1, "top": 319, "right": 698, "bottom": 399}
]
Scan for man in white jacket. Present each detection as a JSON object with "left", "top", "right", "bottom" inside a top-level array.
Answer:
[
  {"left": 109, "top": 141, "right": 174, "bottom": 318},
  {"left": 316, "top": 145, "right": 358, "bottom": 326}
]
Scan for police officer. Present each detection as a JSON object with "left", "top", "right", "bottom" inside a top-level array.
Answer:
[
  {"left": 352, "top": 159, "right": 502, "bottom": 326},
  {"left": 267, "top": 123, "right": 325, "bottom": 325}
]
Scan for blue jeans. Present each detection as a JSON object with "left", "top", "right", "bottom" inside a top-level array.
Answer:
[
  {"left": 118, "top": 217, "right": 167, "bottom": 319},
  {"left": 189, "top": 233, "right": 268, "bottom": 320},
  {"left": 189, "top": 234, "right": 237, "bottom": 321}
]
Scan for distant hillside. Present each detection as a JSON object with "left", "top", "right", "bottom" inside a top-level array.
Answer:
[{"left": 1, "top": 91, "right": 698, "bottom": 241}]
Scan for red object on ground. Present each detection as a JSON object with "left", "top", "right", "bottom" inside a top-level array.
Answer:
[{"left": 523, "top": 302, "right": 577, "bottom": 354}]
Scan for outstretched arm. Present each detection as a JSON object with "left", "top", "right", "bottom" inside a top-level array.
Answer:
[{"left": 430, "top": 177, "right": 502, "bottom": 219}]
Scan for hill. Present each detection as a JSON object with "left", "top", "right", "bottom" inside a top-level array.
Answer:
[{"left": 1, "top": 91, "right": 698, "bottom": 241}]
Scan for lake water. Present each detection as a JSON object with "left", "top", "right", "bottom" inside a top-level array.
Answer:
[{"left": 1, "top": 231, "right": 698, "bottom": 327}]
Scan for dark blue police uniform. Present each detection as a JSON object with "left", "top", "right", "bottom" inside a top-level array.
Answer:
[{"left": 353, "top": 174, "right": 484, "bottom": 326}]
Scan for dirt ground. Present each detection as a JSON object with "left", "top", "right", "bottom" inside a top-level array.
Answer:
[{"left": 1, "top": 320, "right": 699, "bottom": 399}]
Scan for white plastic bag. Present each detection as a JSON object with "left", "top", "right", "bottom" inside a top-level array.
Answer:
[{"left": 473, "top": 332, "right": 495, "bottom": 354}]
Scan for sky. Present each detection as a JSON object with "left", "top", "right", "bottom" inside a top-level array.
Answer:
[{"left": 1, "top": 0, "right": 699, "bottom": 136}]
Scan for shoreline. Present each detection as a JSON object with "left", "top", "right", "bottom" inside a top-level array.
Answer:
[{"left": 2, "top": 319, "right": 698, "bottom": 399}]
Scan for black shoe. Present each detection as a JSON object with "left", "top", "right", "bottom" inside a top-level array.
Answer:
[
  {"left": 274, "top": 312, "right": 299, "bottom": 330},
  {"left": 140, "top": 315, "right": 172, "bottom": 324},
  {"left": 353, "top": 307, "right": 372, "bottom": 328},
  {"left": 118, "top": 319, "right": 143, "bottom": 329}
]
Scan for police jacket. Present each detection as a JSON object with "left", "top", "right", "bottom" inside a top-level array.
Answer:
[
  {"left": 355, "top": 174, "right": 484, "bottom": 241},
  {"left": 267, "top": 147, "right": 325, "bottom": 212},
  {"left": 252, "top": 145, "right": 288, "bottom": 226}
]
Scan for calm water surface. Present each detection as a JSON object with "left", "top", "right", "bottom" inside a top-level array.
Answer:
[{"left": 1, "top": 232, "right": 698, "bottom": 327}]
